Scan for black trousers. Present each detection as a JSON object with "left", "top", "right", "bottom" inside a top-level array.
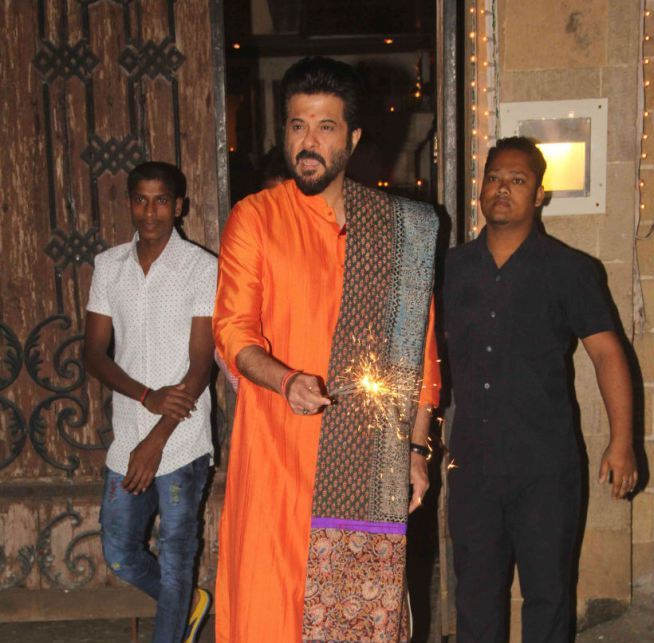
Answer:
[{"left": 449, "top": 467, "right": 581, "bottom": 643}]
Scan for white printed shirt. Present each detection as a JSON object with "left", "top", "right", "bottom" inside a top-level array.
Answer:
[{"left": 87, "top": 229, "right": 218, "bottom": 476}]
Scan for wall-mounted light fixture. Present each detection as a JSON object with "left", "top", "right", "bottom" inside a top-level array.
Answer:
[{"left": 500, "top": 98, "right": 608, "bottom": 216}]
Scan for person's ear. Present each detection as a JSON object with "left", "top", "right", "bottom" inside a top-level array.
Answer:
[
  {"left": 350, "top": 128, "right": 362, "bottom": 152},
  {"left": 534, "top": 185, "right": 545, "bottom": 208},
  {"left": 175, "top": 197, "right": 183, "bottom": 218}
]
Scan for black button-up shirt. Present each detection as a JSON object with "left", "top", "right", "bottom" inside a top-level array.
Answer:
[{"left": 443, "top": 227, "right": 616, "bottom": 475}]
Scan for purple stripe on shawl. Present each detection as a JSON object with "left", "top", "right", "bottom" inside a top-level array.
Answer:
[{"left": 311, "top": 516, "right": 407, "bottom": 535}]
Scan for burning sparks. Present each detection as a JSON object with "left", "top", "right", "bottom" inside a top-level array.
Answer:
[
  {"left": 330, "top": 337, "right": 420, "bottom": 439},
  {"left": 447, "top": 458, "right": 458, "bottom": 471}
]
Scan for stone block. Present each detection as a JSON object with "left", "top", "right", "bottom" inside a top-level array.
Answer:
[
  {"left": 500, "top": 68, "right": 601, "bottom": 103},
  {"left": 608, "top": 0, "right": 642, "bottom": 65},
  {"left": 603, "top": 260, "right": 634, "bottom": 330},
  {"left": 634, "top": 332, "right": 654, "bottom": 382},
  {"left": 636, "top": 279, "right": 654, "bottom": 335},
  {"left": 509, "top": 596, "right": 523, "bottom": 643},
  {"left": 503, "top": 0, "right": 608, "bottom": 71},
  {"left": 639, "top": 169, "right": 654, "bottom": 224},
  {"left": 637, "top": 233, "right": 654, "bottom": 275},
  {"left": 543, "top": 215, "right": 599, "bottom": 257},
  {"left": 602, "top": 66, "right": 639, "bottom": 163},
  {"left": 633, "top": 539, "right": 654, "bottom": 583},
  {"left": 578, "top": 527, "right": 632, "bottom": 601},
  {"left": 635, "top": 382, "right": 654, "bottom": 437},
  {"left": 584, "top": 433, "right": 632, "bottom": 532},
  {"left": 598, "top": 162, "right": 637, "bottom": 263},
  {"left": 633, "top": 491, "right": 654, "bottom": 542}
]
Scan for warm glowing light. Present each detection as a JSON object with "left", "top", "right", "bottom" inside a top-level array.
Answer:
[
  {"left": 384, "top": 38, "right": 394, "bottom": 45},
  {"left": 537, "top": 142, "right": 586, "bottom": 192},
  {"left": 469, "top": 31, "right": 476, "bottom": 39},
  {"left": 389, "top": 106, "right": 395, "bottom": 112},
  {"left": 447, "top": 458, "right": 459, "bottom": 470},
  {"left": 232, "top": 43, "right": 241, "bottom": 49},
  {"left": 416, "top": 179, "right": 423, "bottom": 187}
]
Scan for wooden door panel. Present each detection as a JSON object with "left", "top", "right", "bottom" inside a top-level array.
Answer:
[{"left": 1, "top": 0, "right": 227, "bottom": 617}]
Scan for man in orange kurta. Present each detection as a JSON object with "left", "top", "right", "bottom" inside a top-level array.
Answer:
[{"left": 213, "top": 57, "right": 440, "bottom": 643}]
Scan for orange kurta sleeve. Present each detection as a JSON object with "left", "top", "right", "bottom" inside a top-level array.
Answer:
[
  {"left": 213, "top": 201, "right": 269, "bottom": 375},
  {"left": 418, "top": 296, "right": 441, "bottom": 408}
]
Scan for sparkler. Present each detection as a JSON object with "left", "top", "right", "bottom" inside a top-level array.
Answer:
[{"left": 329, "top": 337, "right": 420, "bottom": 438}]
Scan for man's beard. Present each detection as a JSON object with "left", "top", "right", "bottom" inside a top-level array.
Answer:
[{"left": 285, "top": 147, "right": 351, "bottom": 196}]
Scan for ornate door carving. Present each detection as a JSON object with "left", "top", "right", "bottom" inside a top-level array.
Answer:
[{"left": 0, "top": 0, "right": 228, "bottom": 620}]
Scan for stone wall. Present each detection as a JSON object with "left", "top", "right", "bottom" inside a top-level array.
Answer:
[
  {"left": 635, "top": 0, "right": 654, "bottom": 592},
  {"left": 495, "top": 0, "right": 649, "bottom": 629}
]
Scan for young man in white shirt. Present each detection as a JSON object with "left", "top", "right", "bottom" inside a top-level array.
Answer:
[{"left": 85, "top": 162, "right": 217, "bottom": 643}]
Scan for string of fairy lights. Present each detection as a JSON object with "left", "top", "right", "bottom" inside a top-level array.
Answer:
[
  {"left": 638, "top": 2, "right": 654, "bottom": 242},
  {"left": 467, "top": 0, "right": 500, "bottom": 240}
]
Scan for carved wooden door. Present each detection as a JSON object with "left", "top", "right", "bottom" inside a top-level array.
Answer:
[{"left": 0, "top": 0, "right": 229, "bottom": 621}]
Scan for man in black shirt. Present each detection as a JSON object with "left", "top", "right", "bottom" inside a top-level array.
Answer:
[{"left": 443, "top": 137, "right": 638, "bottom": 643}]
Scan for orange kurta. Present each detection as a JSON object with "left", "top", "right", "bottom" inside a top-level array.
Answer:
[{"left": 213, "top": 180, "right": 440, "bottom": 643}]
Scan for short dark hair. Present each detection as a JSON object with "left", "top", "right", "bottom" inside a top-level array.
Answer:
[
  {"left": 484, "top": 136, "right": 547, "bottom": 186},
  {"left": 127, "top": 161, "right": 187, "bottom": 199},
  {"left": 280, "top": 56, "right": 363, "bottom": 133}
]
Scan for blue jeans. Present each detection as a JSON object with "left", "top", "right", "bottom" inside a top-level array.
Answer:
[{"left": 100, "top": 454, "right": 210, "bottom": 643}]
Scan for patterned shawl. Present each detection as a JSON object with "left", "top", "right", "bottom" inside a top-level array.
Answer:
[{"left": 303, "top": 179, "right": 438, "bottom": 642}]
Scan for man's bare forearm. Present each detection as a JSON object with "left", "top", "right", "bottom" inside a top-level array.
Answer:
[
  {"left": 411, "top": 406, "right": 432, "bottom": 446},
  {"left": 85, "top": 349, "right": 146, "bottom": 400},
  {"left": 235, "top": 345, "right": 290, "bottom": 393},
  {"left": 583, "top": 332, "right": 633, "bottom": 445}
]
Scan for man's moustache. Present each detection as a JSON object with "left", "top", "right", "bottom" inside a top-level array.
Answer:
[{"left": 295, "top": 151, "right": 326, "bottom": 166}]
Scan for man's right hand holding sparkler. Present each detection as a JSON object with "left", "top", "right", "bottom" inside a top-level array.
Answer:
[{"left": 235, "top": 346, "right": 331, "bottom": 416}]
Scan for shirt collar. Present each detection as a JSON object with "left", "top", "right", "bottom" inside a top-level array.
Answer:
[
  {"left": 287, "top": 178, "right": 339, "bottom": 224},
  {"left": 130, "top": 227, "right": 184, "bottom": 271},
  {"left": 477, "top": 223, "right": 541, "bottom": 267}
]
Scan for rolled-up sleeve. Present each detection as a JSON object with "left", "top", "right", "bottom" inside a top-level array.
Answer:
[
  {"left": 213, "top": 202, "right": 269, "bottom": 375},
  {"left": 418, "top": 297, "right": 441, "bottom": 408}
]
